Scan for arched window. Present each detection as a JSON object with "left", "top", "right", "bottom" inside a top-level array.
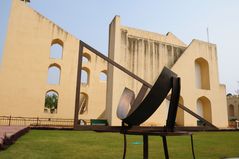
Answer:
[
  {"left": 44, "top": 90, "right": 58, "bottom": 113},
  {"left": 82, "top": 53, "right": 91, "bottom": 63},
  {"left": 48, "top": 64, "right": 61, "bottom": 85},
  {"left": 196, "top": 96, "right": 212, "bottom": 125},
  {"left": 176, "top": 96, "right": 184, "bottom": 126},
  {"left": 195, "top": 58, "right": 210, "bottom": 90},
  {"left": 99, "top": 70, "right": 107, "bottom": 81},
  {"left": 50, "top": 39, "right": 63, "bottom": 59},
  {"left": 81, "top": 67, "right": 90, "bottom": 85},
  {"left": 79, "top": 93, "right": 88, "bottom": 114},
  {"left": 229, "top": 104, "right": 235, "bottom": 117}
]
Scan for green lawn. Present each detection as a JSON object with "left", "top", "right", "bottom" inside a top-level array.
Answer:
[{"left": 0, "top": 130, "right": 239, "bottom": 159}]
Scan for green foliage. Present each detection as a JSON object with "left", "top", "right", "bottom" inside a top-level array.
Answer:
[
  {"left": 0, "top": 131, "right": 239, "bottom": 159},
  {"left": 44, "top": 93, "right": 58, "bottom": 113}
]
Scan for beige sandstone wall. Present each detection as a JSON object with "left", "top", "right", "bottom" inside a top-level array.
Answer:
[
  {"left": 79, "top": 47, "right": 107, "bottom": 120},
  {"left": 107, "top": 16, "right": 228, "bottom": 127},
  {"left": 171, "top": 40, "right": 228, "bottom": 127},
  {"left": 0, "top": 0, "right": 107, "bottom": 121},
  {"left": 0, "top": 1, "right": 228, "bottom": 128}
]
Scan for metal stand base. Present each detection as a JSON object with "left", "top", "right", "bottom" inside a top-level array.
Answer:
[{"left": 123, "top": 132, "right": 196, "bottom": 159}]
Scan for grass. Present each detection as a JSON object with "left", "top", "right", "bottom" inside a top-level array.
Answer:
[{"left": 0, "top": 130, "right": 239, "bottom": 159}]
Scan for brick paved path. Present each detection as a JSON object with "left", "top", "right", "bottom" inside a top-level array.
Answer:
[{"left": 0, "top": 126, "right": 29, "bottom": 150}]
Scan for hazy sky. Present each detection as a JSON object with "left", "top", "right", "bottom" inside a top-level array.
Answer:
[
  {"left": 1, "top": 0, "right": 239, "bottom": 93},
  {"left": 0, "top": 0, "right": 12, "bottom": 65}
]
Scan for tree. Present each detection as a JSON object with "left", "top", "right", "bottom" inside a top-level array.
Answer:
[{"left": 45, "top": 93, "right": 58, "bottom": 113}]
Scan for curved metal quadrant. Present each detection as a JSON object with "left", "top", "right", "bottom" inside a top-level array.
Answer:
[
  {"left": 75, "top": 41, "right": 218, "bottom": 130},
  {"left": 117, "top": 67, "right": 196, "bottom": 159},
  {"left": 117, "top": 67, "right": 178, "bottom": 128}
]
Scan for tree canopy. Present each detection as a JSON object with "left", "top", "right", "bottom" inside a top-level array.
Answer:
[{"left": 44, "top": 93, "right": 58, "bottom": 113}]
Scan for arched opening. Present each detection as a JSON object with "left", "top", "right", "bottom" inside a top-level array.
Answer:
[
  {"left": 81, "top": 67, "right": 90, "bottom": 85},
  {"left": 196, "top": 96, "right": 212, "bottom": 125},
  {"left": 176, "top": 96, "right": 184, "bottom": 126},
  {"left": 229, "top": 104, "right": 235, "bottom": 117},
  {"left": 195, "top": 58, "right": 210, "bottom": 90},
  {"left": 48, "top": 64, "right": 61, "bottom": 85},
  {"left": 79, "top": 93, "right": 88, "bottom": 114},
  {"left": 44, "top": 90, "right": 58, "bottom": 113},
  {"left": 50, "top": 39, "right": 63, "bottom": 59},
  {"left": 238, "top": 105, "right": 239, "bottom": 118},
  {"left": 82, "top": 53, "right": 91, "bottom": 63},
  {"left": 99, "top": 70, "right": 107, "bottom": 81}
]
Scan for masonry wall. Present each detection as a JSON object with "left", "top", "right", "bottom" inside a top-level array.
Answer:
[
  {"left": 171, "top": 40, "right": 228, "bottom": 127},
  {"left": 0, "top": 0, "right": 107, "bottom": 120},
  {"left": 79, "top": 47, "right": 107, "bottom": 120},
  {"left": 107, "top": 16, "right": 187, "bottom": 126},
  {"left": 107, "top": 16, "right": 228, "bottom": 127},
  {"left": 0, "top": 0, "right": 228, "bottom": 127},
  {"left": 227, "top": 95, "right": 239, "bottom": 120}
]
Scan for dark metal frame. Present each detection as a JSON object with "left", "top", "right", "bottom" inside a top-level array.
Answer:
[
  {"left": 121, "top": 67, "right": 178, "bottom": 126},
  {"left": 119, "top": 75, "right": 195, "bottom": 159},
  {"left": 122, "top": 130, "right": 195, "bottom": 159},
  {"left": 74, "top": 40, "right": 218, "bottom": 130}
]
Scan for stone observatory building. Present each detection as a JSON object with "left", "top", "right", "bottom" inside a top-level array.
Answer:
[{"left": 0, "top": 0, "right": 228, "bottom": 127}]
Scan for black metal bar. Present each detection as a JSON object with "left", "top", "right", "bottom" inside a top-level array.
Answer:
[
  {"left": 190, "top": 135, "right": 196, "bottom": 159},
  {"left": 143, "top": 135, "right": 148, "bottom": 159},
  {"left": 166, "top": 77, "right": 180, "bottom": 131},
  {"left": 175, "top": 100, "right": 217, "bottom": 129},
  {"left": 74, "top": 41, "right": 83, "bottom": 129},
  {"left": 9, "top": 115, "right": 11, "bottom": 126},
  {"left": 123, "top": 133, "right": 127, "bottom": 159},
  {"left": 36, "top": 117, "right": 39, "bottom": 126},
  {"left": 162, "top": 136, "right": 169, "bottom": 159},
  {"left": 77, "top": 40, "right": 218, "bottom": 129}
]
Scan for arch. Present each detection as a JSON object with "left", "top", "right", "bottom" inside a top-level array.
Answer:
[
  {"left": 195, "top": 58, "right": 210, "bottom": 90},
  {"left": 44, "top": 90, "right": 59, "bottom": 113},
  {"left": 49, "top": 63, "right": 61, "bottom": 69},
  {"left": 50, "top": 39, "right": 63, "bottom": 59},
  {"left": 81, "top": 67, "right": 90, "bottom": 85},
  {"left": 238, "top": 105, "right": 239, "bottom": 117},
  {"left": 196, "top": 96, "right": 212, "bottom": 125},
  {"left": 51, "top": 39, "right": 64, "bottom": 46},
  {"left": 176, "top": 96, "right": 184, "bottom": 126},
  {"left": 229, "top": 104, "right": 235, "bottom": 117},
  {"left": 82, "top": 52, "right": 91, "bottom": 63},
  {"left": 48, "top": 64, "right": 61, "bottom": 85},
  {"left": 99, "top": 70, "right": 107, "bottom": 81},
  {"left": 79, "top": 92, "right": 88, "bottom": 114}
]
